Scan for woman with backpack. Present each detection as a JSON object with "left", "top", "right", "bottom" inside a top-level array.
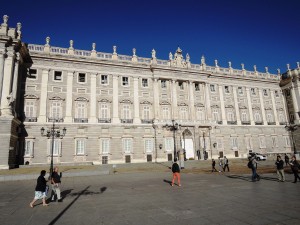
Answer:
[{"left": 289, "top": 155, "right": 300, "bottom": 183}]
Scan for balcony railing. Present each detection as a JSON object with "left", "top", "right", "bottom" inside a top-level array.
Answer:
[
  {"left": 267, "top": 122, "right": 276, "bottom": 125},
  {"left": 217, "top": 121, "right": 223, "bottom": 125},
  {"left": 255, "top": 121, "right": 263, "bottom": 125},
  {"left": 74, "top": 118, "right": 88, "bottom": 123},
  {"left": 280, "top": 122, "right": 287, "bottom": 125},
  {"left": 25, "top": 117, "right": 37, "bottom": 122},
  {"left": 98, "top": 118, "right": 111, "bottom": 123},
  {"left": 48, "top": 118, "right": 64, "bottom": 123},
  {"left": 121, "top": 119, "right": 133, "bottom": 124},
  {"left": 241, "top": 121, "right": 251, "bottom": 125},
  {"left": 141, "top": 119, "right": 153, "bottom": 124},
  {"left": 227, "top": 121, "right": 237, "bottom": 125}
]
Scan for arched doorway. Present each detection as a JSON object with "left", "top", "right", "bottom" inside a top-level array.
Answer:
[{"left": 181, "top": 129, "right": 194, "bottom": 159}]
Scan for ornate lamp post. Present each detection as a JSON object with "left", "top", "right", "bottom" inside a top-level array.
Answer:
[
  {"left": 41, "top": 122, "right": 66, "bottom": 177},
  {"left": 285, "top": 124, "right": 298, "bottom": 154},
  {"left": 165, "top": 120, "right": 181, "bottom": 160}
]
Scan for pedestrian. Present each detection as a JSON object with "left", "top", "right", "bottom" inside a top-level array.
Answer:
[
  {"left": 248, "top": 156, "right": 260, "bottom": 182},
  {"left": 171, "top": 158, "right": 181, "bottom": 187},
  {"left": 275, "top": 155, "right": 285, "bottom": 182},
  {"left": 30, "top": 170, "right": 49, "bottom": 208},
  {"left": 223, "top": 156, "right": 230, "bottom": 172},
  {"left": 51, "top": 166, "right": 63, "bottom": 202},
  {"left": 212, "top": 159, "right": 217, "bottom": 172},
  {"left": 289, "top": 155, "right": 300, "bottom": 183},
  {"left": 284, "top": 154, "right": 289, "bottom": 166},
  {"left": 218, "top": 157, "right": 223, "bottom": 172}
]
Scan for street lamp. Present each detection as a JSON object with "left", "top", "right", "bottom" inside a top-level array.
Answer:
[
  {"left": 165, "top": 120, "right": 181, "bottom": 160},
  {"left": 41, "top": 122, "right": 66, "bottom": 177},
  {"left": 285, "top": 123, "right": 298, "bottom": 154}
]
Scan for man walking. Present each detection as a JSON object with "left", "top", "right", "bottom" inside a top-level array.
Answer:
[
  {"left": 284, "top": 154, "right": 289, "bottom": 167},
  {"left": 249, "top": 156, "right": 260, "bottom": 182},
  {"left": 51, "top": 167, "right": 62, "bottom": 202},
  {"left": 218, "top": 157, "right": 223, "bottom": 172},
  {"left": 275, "top": 155, "right": 285, "bottom": 182},
  {"left": 171, "top": 158, "right": 181, "bottom": 187},
  {"left": 223, "top": 156, "right": 229, "bottom": 172},
  {"left": 212, "top": 159, "right": 217, "bottom": 172}
]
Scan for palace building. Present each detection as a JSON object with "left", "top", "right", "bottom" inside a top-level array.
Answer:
[{"left": 0, "top": 15, "right": 299, "bottom": 169}]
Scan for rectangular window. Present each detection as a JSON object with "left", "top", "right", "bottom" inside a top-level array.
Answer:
[
  {"left": 122, "top": 105, "right": 131, "bottom": 119},
  {"left": 224, "top": 86, "right": 230, "bottom": 93},
  {"left": 254, "top": 112, "right": 261, "bottom": 122},
  {"left": 241, "top": 110, "right": 248, "bottom": 121},
  {"left": 76, "top": 139, "right": 85, "bottom": 155},
  {"left": 51, "top": 102, "right": 62, "bottom": 119},
  {"left": 210, "top": 84, "right": 215, "bottom": 92},
  {"left": 145, "top": 139, "right": 153, "bottom": 153},
  {"left": 142, "top": 78, "right": 148, "bottom": 87},
  {"left": 101, "top": 139, "right": 110, "bottom": 154},
  {"left": 238, "top": 87, "right": 243, "bottom": 95},
  {"left": 29, "top": 69, "right": 37, "bottom": 79},
  {"left": 123, "top": 139, "right": 132, "bottom": 153},
  {"left": 25, "top": 101, "right": 36, "bottom": 118},
  {"left": 259, "top": 136, "right": 266, "bottom": 148},
  {"left": 245, "top": 136, "right": 252, "bottom": 150},
  {"left": 76, "top": 102, "right": 86, "bottom": 118},
  {"left": 180, "top": 107, "right": 188, "bottom": 120},
  {"left": 25, "top": 140, "right": 34, "bottom": 157},
  {"left": 165, "top": 138, "right": 174, "bottom": 152},
  {"left": 78, "top": 73, "right": 86, "bottom": 83},
  {"left": 212, "top": 109, "right": 219, "bottom": 121},
  {"left": 195, "top": 83, "right": 200, "bottom": 91},
  {"left": 275, "top": 90, "right": 279, "bottom": 97},
  {"left": 161, "top": 80, "right": 166, "bottom": 88},
  {"left": 196, "top": 108, "right": 205, "bottom": 121},
  {"left": 100, "top": 104, "right": 110, "bottom": 119},
  {"left": 272, "top": 136, "right": 278, "bottom": 148},
  {"left": 179, "top": 82, "right": 184, "bottom": 90},
  {"left": 102, "top": 156, "right": 108, "bottom": 164},
  {"left": 231, "top": 137, "right": 238, "bottom": 149},
  {"left": 143, "top": 106, "right": 150, "bottom": 120},
  {"left": 122, "top": 77, "right": 129, "bottom": 86},
  {"left": 54, "top": 71, "right": 62, "bottom": 81},
  {"left": 162, "top": 107, "right": 170, "bottom": 120},
  {"left": 227, "top": 111, "right": 234, "bottom": 121},
  {"left": 50, "top": 139, "right": 60, "bottom": 156},
  {"left": 251, "top": 88, "right": 256, "bottom": 95},
  {"left": 263, "top": 89, "right": 268, "bottom": 96},
  {"left": 284, "top": 136, "right": 291, "bottom": 147},
  {"left": 101, "top": 75, "right": 108, "bottom": 84}
]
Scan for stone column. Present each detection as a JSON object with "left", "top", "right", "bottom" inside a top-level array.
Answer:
[
  {"left": 112, "top": 75, "right": 119, "bottom": 123},
  {"left": 38, "top": 69, "right": 50, "bottom": 122},
  {"left": 64, "top": 71, "right": 74, "bottom": 123},
  {"left": 232, "top": 86, "right": 241, "bottom": 125},
  {"left": 218, "top": 85, "right": 227, "bottom": 125},
  {"left": 281, "top": 89, "right": 289, "bottom": 123},
  {"left": 12, "top": 53, "right": 20, "bottom": 100},
  {"left": 153, "top": 78, "right": 160, "bottom": 120},
  {"left": 246, "top": 87, "right": 254, "bottom": 125},
  {"left": 204, "top": 83, "right": 211, "bottom": 121},
  {"left": 258, "top": 89, "right": 267, "bottom": 125},
  {"left": 171, "top": 80, "right": 178, "bottom": 119},
  {"left": 270, "top": 89, "right": 279, "bottom": 125},
  {"left": 188, "top": 81, "right": 195, "bottom": 121},
  {"left": 89, "top": 73, "right": 97, "bottom": 123},
  {"left": 290, "top": 84, "right": 300, "bottom": 123},
  {"left": 133, "top": 77, "right": 140, "bottom": 124},
  {"left": 0, "top": 47, "right": 15, "bottom": 116},
  {"left": 0, "top": 49, "right": 6, "bottom": 108}
]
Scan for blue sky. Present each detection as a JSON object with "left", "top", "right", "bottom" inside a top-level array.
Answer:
[{"left": 1, "top": 0, "right": 299, "bottom": 74}]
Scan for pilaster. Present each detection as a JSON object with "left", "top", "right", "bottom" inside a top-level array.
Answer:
[
  {"left": 12, "top": 53, "right": 20, "bottom": 100},
  {"left": 246, "top": 88, "right": 254, "bottom": 125},
  {"left": 258, "top": 89, "right": 267, "bottom": 125},
  {"left": 0, "top": 48, "right": 6, "bottom": 109},
  {"left": 38, "top": 69, "right": 50, "bottom": 122},
  {"left": 290, "top": 84, "right": 300, "bottom": 124},
  {"left": 64, "top": 71, "right": 74, "bottom": 122},
  {"left": 188, "top": 81, "right": 195, "bottom": 121},
  {"left": 112, "top": 75, "right": 119, "bottom": 123},
  {"left": 153, "top": 78, "right": 160, "bottom": 120},
  {"left": 232, "top": 86, "right": 241, "bottom": 125},
  {"left": 171, "top": 80, "right": 178, "bottom": 119},
  {"left": 270, "top": 89, "right": 279, "bottom": 125},
  {"left": 133, "top": 77, "right": 140, "bottom": 124},
  {"left": 218, "top": 85, "right": 227, "bottom": 125},
  {"left": 89, "top": 73, "right": 97, "bottom": 123},
  {"left": 204, "top": 83, "right": 211, "bottom": 121}
]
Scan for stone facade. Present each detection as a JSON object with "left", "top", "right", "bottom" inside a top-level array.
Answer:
[{"left": 0, "top": 15, "right": 298, "bottom": 168}]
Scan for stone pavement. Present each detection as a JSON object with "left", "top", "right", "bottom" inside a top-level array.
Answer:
[{"left": 0, "top": 170, "right": 299, "bottom": 225}]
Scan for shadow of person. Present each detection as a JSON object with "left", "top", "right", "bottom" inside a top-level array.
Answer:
[
  {"left": 226, "top": 175, "right": 252, "bottom": 182},
  {"left": 163, "top": 179, "right": 172, "bottom": 186},
  {"left": 61, "top": 189, "right": 73, "bottom": 199},
  {"left": 100, "top": 187, "right": 107, "bottom": 193}
]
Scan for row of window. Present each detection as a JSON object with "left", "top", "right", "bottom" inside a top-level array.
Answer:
[{"left": 25, "top": 100, "right": 286, "bottom": 124}]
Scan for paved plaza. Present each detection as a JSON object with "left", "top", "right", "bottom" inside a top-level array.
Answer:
[{"left": 0, "top": 167, "right": 299, "bottom": 225}]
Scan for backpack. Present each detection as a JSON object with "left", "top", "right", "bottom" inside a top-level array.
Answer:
[{"left": 247, "top": 161, "right": 253, "bottom": 168}]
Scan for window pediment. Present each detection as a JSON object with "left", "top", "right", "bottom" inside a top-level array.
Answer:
[
  {"left": 98, "top": 99, "right": 112, "bottom": 103},
  {"left": 120, "top": 99, "right": 132, "bottom": 104},
  {"left": 49, "top": 96, "right": 65, "bottom": 101},
  {"left": 140, "top": 100, "right": 152, "bottom": 105},
  {"left": 160, "top": 101, "right": 170, "bottom": 105},
  {"left": 225, "top": 105, "right": 234, "bottom": 108},
  {"left": 195, "top": 103, "right": 204, "bottom": 107},
  {"left": 178, "top": 102, "right": 188, "bottom": 106},
  {"left": 211, "top": 104, "right": 220, "bottom": 108},
  {"left": 252, "top": 106, "right": 260, "bottom": 110},
  {"left": 24, "top": 94, "right": 39, "bottom": 99},
  {"left": 75, "top": 97, "right": 89, "bottom": 102}
]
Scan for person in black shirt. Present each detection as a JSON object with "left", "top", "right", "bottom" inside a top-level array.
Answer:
[
  {"left": 284, "top": 154, "right": 289, "bottom": 166},
  {"left": 171, "top": 158, "right": 181, "bottom": 186},
  {"left": 30, "top": 170, "right": 49, "bottom": 207},
  {"left": 275, "top": 155, "right": 285, "bottom": 182},
  {"left": 212, "top": 159, "right": 217, "bottom": 172},
  {"left": 51, "top": 167, "right": 62, "bottom": 202}
]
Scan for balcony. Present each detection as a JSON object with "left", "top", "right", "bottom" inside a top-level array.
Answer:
[
  {"left": 227, "top": 121, "right": 237, "bottom": 125},
  {"left": 141, "top": 119, "right": 153, "bottom": 124},
  {"left": 280, "top": 122, "right": 287, "bottom": 125},
  {"left": 121, "top": 119, "right": 133, "bottom": 124},
  {"left": 267, "top": 122, "right": 276, "bottom": 125},
  {"left": 217, "top": 121, "right": 223, "bottom": 125},
  {"left": 241, "top": 121, "right": 251, "bottom": 125},
  {"left": 255, "top": 121, "right": 263, "bottom": 125},
  {"left": 98, "top": 118, "right": 111, "bottom": 123},
  {"left": 74, "top": 118, "right": 88, "bottom": 123},
  {"left": 25, "top": 117, "right": 37, "bottom": 122},
  {"left": 48, "top": 118, "right": 64, "bottom": 123}
]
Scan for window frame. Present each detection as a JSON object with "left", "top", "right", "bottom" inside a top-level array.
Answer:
[
  {"left": 53, "top": 71, "right": 63, "bottom": 82},
  {"left": 78, "top": 73, "right": 86, "bottom": 83},
  {"left": 75, "top": 139, "right": 86, "bottom": 155}
]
